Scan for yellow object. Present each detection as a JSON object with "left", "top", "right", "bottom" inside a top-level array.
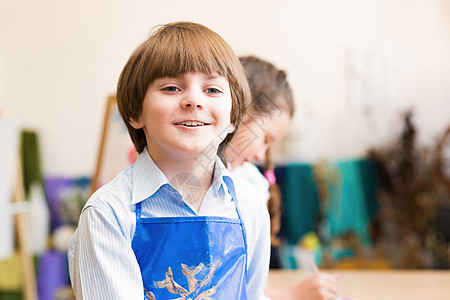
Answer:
[
  {"left": 337, "top": 257, "right": 391, "bottom": 269},
  {"left": 0, "top": 252, "right": 23, "bottom": 291},
  {"left": 300, "top": 231, "right": 320, "bottom": 250}
]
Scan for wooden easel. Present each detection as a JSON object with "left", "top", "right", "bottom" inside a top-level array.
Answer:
[
  {"left": 90, "top": 95, "right": 116, "bottom": 196},
  {"left": 0, "top": 110, "right": 37, "bottom": 300},
  {"left": 13, "top": 154, "right": 37, "bottom": 300},
  {"left": 89, "top": 95, "right": 136, "bottom": 198}
]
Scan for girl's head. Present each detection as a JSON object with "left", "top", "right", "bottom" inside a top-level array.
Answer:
[
  {"left": 230, "top": 56, "right": 294, "bottom": 245},
  {"left": 117, "top": 22, "right": 251, "bottom": 161},
  {"left": 226, "top": 56, "right": 295, "bottom": 169},
  {"left": 240, "top": 56, "right": 294, "bottom": 119}
]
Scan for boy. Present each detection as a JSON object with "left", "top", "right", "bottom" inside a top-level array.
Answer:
[{"left": 69, "top": 22, "right": 271, "bottom": 299}]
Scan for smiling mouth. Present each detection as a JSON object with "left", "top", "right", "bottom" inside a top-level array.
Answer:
[{"left": 176, "top": 121, "right": 209, "bottom": 127}]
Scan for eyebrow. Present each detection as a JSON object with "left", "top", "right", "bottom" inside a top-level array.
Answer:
[
  {"left": 184, "top": 72, "right": 223, "bottom": 80},
  {"left": 205, "top": 73, "right": 221, "bottom": 80}
]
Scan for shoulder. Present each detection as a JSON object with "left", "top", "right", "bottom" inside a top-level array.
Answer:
[
  {"left": 86, "top": 165, "right": 133, "bottom": 208},
  {"left": 232, "top": 162, "right": 270, "bottom": 203},
  {"left": 232, "top": 162, "right": 265, "bottom": 183},
  {"left": 81, "top": 165, "right": 135, "bottom": 237}
]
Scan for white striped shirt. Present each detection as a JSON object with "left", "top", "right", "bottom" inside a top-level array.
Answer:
[
  {"left": 68, "top": 148, "right": 271, "bottom": 299},
  {"left": 232, "top": 162, "right": 270, "bottom": 205}
]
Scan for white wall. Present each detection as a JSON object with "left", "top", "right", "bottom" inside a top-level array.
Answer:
[{"left": 1, "top": 0, "right": 449, "bottom": 176}]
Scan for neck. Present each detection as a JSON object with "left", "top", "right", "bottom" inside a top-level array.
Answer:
[{"left": 147, "top": 148, "right": 215, "bottom": 211}]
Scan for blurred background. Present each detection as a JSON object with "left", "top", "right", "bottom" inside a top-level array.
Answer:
[{"left": 1, "top": 0, "right": 450, "bottom": 299}]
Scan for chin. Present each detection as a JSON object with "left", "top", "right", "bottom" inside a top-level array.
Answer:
[
  {"left": 178, "top": 143, "right": 217, "bottom": 157},
  {"left": 230, "top": 160, "right": 244, "bottom": 170}
]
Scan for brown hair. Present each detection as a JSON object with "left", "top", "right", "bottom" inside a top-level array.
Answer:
[
  {"left": 239, "top": 56, "right": 295, "bottom": 246},
  {"left": 239, "top": 56, "right": 294, "bottom": 120},
  {"left": 265, "top": 149, "right": 282, "bottom": 246},
  {"left": 117, "top": 22, "right": 251, "bottom": 162}
]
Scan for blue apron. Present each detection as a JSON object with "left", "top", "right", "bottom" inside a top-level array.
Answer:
[{"left": 131, "top": 192, "right": 248, "bottom": 300}]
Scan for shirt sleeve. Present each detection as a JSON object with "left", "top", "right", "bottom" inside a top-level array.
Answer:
[
  {"left": 234, "top": 179, "right": 272, "bottom": 300},
  {"left": 247, "top": 200, "right": 272, "bottom": 300},
  {"left": 69, "top": 206, "right": 143, "bottom": 300}
]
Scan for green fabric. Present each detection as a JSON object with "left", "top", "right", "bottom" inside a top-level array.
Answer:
[
  {"left": 20, "top": 130, "right": 42, "bottom": 198},
  {"left": 281, "top": 164, "right": 320, "bottom": 245},
  {"left": 0, "top": 292, "right": 22, "bottom": 300}
]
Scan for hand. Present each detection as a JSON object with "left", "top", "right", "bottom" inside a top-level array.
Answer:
[{"left": 287, "top": 272, "right": 340, "bottom": 300}]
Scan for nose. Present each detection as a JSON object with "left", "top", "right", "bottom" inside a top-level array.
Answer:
[
  {"left": 180, "top": 89, "right": 203, "bottom": 110},
  {"left": 253, "top": 149, "right": 266, "bottom": 162}
]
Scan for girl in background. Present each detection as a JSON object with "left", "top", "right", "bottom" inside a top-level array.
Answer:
[{"left": 227, "top": 56, "right": 339, "bottom": 300}]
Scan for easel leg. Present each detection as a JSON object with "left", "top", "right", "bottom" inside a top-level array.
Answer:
[{"left": 14, "top": 156, "right": 37, "bottom": 300}]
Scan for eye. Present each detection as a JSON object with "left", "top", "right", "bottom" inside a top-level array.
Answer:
[
  {"left": 162, "top": 86, "right": 180, "bottom": 92},
  {"left": 205, "top": 87, "right": 222, "bottom": 94},
  {"left": 264, "top": 134, "right": 275, "bottom": 145}
]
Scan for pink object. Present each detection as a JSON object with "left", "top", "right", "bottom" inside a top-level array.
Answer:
[{"left": 264, "top": 170, "right": 277, "bottom": 185}]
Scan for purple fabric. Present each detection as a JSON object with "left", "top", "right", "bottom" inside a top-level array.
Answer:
[
  {"left": 43, "top": 177, "right": 74, "bottom": 229},
  {"left": 43, "top": 176, "right": 90, "bottom": 229},
  {"left": 37, "top": 251, "right": 70, "bottom": 300}
]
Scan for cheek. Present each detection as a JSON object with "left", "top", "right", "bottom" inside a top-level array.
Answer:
[
  {"left": 212, "top": 102, "right": 232, "bottom": 125},
  {"left": 242, "top": 131, "right": 265, "bottom": 156},
  {"left": 222, "top": 96, "right": 233, "bottom": 121},
  {"left": 253, "top": 135, "right": 267, "bottom": 152}
]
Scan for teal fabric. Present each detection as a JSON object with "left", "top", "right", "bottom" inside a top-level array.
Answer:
[
  {"left": 281, "top": 164, "right": 320, "bottom": 245},
  {"left": 323, "top": 158, "right": 378, "bottom": 245},
  {"left": 277, "top": 244, "right": 298, "bottom": 269},
  {"left": 275, "top": 158, "right": 379, "bottom": 268},
  {"left": 275, "top": 158, "right": 379, "bottom": 269}
]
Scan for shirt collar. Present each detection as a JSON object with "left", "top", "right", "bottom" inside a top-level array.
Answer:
[
  {"left": 131, "top": 148, "right": 236, "bottom": 204},
  {"left": 131, "top": 147, "right": 170, "bottom": 204},
  {"left": 211, "top": 156, "right": 235, "bottom": 197}
]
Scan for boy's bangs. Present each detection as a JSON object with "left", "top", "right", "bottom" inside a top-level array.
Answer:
[{"left": 151, "top": 30, "right": 230, "bottom": 79}]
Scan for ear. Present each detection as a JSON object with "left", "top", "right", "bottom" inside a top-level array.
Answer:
[
  {"left": 241, "top": 114, "right": 252, "bottom": 125},
  {"left": 129, "top": 117, "right": 144, "bottom": 129},
  {"left": 227, "top": 124, "right": 235, "bottom": 133}
]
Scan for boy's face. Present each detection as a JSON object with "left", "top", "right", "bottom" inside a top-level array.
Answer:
[{"left": 130, "top": 72, "right": 232, "bottom": 161}]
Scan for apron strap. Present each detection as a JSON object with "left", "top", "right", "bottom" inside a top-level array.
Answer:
[
  {"left": 135, "top": 202, "right": 142, "bottom": 220},
  {"left": 131, "top": 202, "right": 142, "bottom": 250},
  {"left": 223, "top": 176, "right": 249, "bottom": 272}
]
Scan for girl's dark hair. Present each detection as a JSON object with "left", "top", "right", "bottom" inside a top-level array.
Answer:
[{"left": 239, "top": 56, "right": 295, "bottom": 245}]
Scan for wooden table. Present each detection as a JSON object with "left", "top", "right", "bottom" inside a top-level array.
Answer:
[{"left": 268, "top": 270, "right": 450, "bottom": 300}]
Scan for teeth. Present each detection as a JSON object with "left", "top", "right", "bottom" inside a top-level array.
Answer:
[{"left": 178, "top": 121, "right": 204, "bottom": 126}]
